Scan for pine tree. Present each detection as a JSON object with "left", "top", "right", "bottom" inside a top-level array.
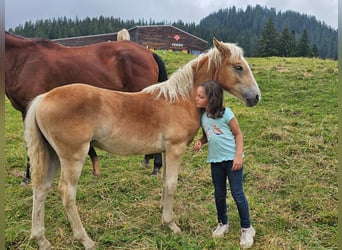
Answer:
[
  {"left": 288, "top": 30, "right": 297, "bottom": 56},
  {"left": 257, "top": 18, "right": 279, "bottom": 56},
  {"left": 310, "top": 44, "right": 319, "bottom": 57},
  {"left": 297, "top": 29, "right": 310, "bottom": 57},
  {"left": 279, "top": 27, "right": 291, "bottom": 56}
]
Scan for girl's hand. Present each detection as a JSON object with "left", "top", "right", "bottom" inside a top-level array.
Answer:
[
  {"left": 193, "top": 140, "right": 202, "bottom": 151},
  {"left": 232, "top": 155, "right": 243, "bottom": 171}
]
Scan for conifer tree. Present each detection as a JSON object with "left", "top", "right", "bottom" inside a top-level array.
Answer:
[
  {"left": 257, "top": 18, "right": 279, "bottom": 56},
  {"left": 288, "top": 30, "right": 297, "bottom": 56},
  {"left": 279, "top": 27, "right": 291, "bottom": 56},
  {"left": 297, "top": 29, "right": 310, "bottom": 57},
  {"left": 310, "top": 44, "right": 319, "bottom": 57}
]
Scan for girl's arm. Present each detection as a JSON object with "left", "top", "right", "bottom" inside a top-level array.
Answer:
[
  {"left": 229, "top": 117, "right": 244, "bottom": 171},
  {"left": 193, "top": 128, "right": 207, "bottom": 151},
  {"left": 199, "top": 128, "right": 208, "bottom": 144}
]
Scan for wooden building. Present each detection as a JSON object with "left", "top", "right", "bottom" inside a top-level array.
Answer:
[
  {"left": 128, "top": 25, "right": 208, "bottom": 54},
  {"left": 54, "top": 25, "right": 209, "bottom": 54}
]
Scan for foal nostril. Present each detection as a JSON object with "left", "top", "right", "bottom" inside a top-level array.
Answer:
[{"left": 256, "top": 95, "right": 259, "bottom": 102}]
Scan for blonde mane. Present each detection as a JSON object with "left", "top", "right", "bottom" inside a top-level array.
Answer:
[
  {"left": 117, "top": 28, "right": 130, "bottom": 41},
  {"left": 142, "top": 42, "right": 243, "bottom": 103}
]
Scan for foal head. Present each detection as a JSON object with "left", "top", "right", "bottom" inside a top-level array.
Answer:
[
  {"left": 144, "top": 38, "right": 260, "bottom": 107},
  {"left": 210, "top": 38, "right": 261, "bottom": 107}
]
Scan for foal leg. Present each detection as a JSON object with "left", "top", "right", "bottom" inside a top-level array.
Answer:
[
  {"left": 162, "top": 145, "right": 186, "bottom": 233},
  {"left": 31, "top": 156, "right": 59, "bottom": 249},
  {"left": 161, "top": 152, "right": 167, "bottom": 207},
  {"left": 58, "top": 158, "right": 96, "bottom": 249},
  {"left": 32, "top": 185, "right": 52, "bottom": 249}
]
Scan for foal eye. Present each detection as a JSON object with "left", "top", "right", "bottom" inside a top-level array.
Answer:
[{"left": 234, "top": 65, "right": 243, "bottom": 71}]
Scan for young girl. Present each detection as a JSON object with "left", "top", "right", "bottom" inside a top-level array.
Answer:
[{"left": 193, "top": 80, "right": 255, "bottom": 248}]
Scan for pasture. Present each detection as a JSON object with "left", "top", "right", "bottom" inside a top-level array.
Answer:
[{"left": 5, "top": 51, "right": 337, "bottom": 249}]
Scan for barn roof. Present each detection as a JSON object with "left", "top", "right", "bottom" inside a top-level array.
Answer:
[{"left": 54, "top": 25, "right": 209, "bottom": 52}]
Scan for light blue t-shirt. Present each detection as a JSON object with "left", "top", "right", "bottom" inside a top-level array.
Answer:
[{"left": 201, "top": 107, "right": 237, "bottom": 163}]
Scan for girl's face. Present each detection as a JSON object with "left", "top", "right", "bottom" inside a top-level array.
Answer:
[{"left": 195, "top": 86, "right": 208, "bottom": 108}]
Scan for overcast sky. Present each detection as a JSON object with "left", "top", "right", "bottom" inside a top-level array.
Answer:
[{"left": 5, "top": 0, "right": 338, "bottom": 30}]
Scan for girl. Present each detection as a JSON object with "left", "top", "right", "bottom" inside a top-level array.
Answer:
[{"left": 193, "top": 80, "right": 255, "bottom": 248}]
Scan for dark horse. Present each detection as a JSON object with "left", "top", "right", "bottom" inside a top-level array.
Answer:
[{"left": 5, "top": 31, "right": 165, "bottom": 182}]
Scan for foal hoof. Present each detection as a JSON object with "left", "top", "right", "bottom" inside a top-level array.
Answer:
[
  {"left": 83, "top": 239, "right": 96, "bottom": 250},
  {"left": 168, "top": 222, "right": 182, "bottom": 233},
  {"left": 32, "top": 237, "right": 52, "bottom": 250}
]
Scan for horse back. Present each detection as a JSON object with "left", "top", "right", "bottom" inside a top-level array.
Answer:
[
  {"left": 5, "top": 36, "right": 159, "bottom": 115},
  {"left": 5, "top": 33, "right": 67, "bottom": 113},
  {"left": 35, "top": 84, "right": 200, "bottom": 156},
  {"left": 91, "top": 40, "right": 160, "bottom": 90}
]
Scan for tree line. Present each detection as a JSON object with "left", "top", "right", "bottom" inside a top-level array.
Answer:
[
  {"left": 258, "top": 18, "right": 318, "bottom": 57},
  {"left": 7, "top": 5, "right": 337, "bottom": 59}
]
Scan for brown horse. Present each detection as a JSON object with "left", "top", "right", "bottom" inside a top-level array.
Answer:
[
  {"left": 24, "top": 38, "right": 261, "bottom": 249},
  {"left": 5, "top": 31, "right": 166, "bottom": 181}
]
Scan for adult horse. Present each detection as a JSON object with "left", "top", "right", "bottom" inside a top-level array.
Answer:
[
  {"left": 116, "top": 28, "right": 162, "bottom": 174},
  {"left": 24, "top": 38, "right": 260, "bottom": 249},
  {"left": 5, "top": 31, "right": 166, "bottom": 182}
]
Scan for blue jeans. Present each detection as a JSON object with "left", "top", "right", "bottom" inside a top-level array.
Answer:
[{"left": 211, "top": 161, "right": 251, "bottom": 228}]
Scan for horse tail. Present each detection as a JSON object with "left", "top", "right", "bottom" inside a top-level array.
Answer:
[
  {"left": 152, "top": 52, "right": 168, "bottom": 82},
  {"left": 24, "top": 95, "right": 51, "bottom": 187}
]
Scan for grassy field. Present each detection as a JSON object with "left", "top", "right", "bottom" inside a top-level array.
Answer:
[{"left": 5, "top": 51, "right": 337, "bottom": 249}]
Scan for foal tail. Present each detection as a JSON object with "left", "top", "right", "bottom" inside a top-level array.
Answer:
[
  {"left": 152, "top": 52, "right": 168, "bottom": 82},
  {"left": 24, "top": 95, "right": 51, "bottom": 187}
]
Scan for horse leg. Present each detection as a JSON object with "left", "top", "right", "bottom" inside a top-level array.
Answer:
[
  {"left": 58, "top": 158, "right": 96, "bottom": 250},
  {"left": 141, "top": 154, "right": 152, "bottom": 168},
  {"left": 19, "top": 157, "right": 31, "bottom": 186},
  {"left": 161, "top": 153, "right": 166, "bottom": 208},
  {"left": 24, "top": 147, "right": 99, "bottom": 185},
  {"left": 162, "top": 144, "right": 186, "bottom": 233},
  {"left": 88, "top": 147, "right": 99, "bottom": 176},
  {"left": 151, "top": 153, "right": 163, "bottom": 176},
  {"left": 25, "top": 160, "right": 31, "bottom": 179},
  {"left": 160, "top": 152, "right": 169, "bottom": 212},
  {"left": 31, "top": 154, "right": 60, "bottom": 249},
  {"left": 20, "top": 114, "right": 31, "bottom": 185}
]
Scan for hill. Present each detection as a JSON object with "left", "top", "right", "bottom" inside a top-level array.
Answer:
[
  {"left": 191, "top": 5, "right": 337, "bottom": 59},
  {"left": 5, "top": 52, "right": 338, "bottom": 249}
]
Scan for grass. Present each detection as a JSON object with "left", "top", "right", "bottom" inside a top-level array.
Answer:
[{"left": 5, "top": 52, "right": 338, "bottom": 249}]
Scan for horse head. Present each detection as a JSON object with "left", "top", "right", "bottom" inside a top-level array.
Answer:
[{"left": 212, "top": 37, "right": 261, "bottom": 107}]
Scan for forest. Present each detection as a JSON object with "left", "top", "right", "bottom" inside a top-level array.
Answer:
[{"left": 7, "top": 5, "right": 337, "bottom": 59}]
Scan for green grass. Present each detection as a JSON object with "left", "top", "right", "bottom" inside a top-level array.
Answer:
[{"left": 5, "top": 53, "right": 337, "bottom": 249}]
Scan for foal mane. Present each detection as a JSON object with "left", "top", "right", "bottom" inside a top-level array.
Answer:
[{"left": 142, "top": 42, "right": 243, "bottom": 103}]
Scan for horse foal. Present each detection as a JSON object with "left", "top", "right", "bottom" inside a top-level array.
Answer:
[{"left": 24, "top": 38, "right": 261, "bottom": 249}]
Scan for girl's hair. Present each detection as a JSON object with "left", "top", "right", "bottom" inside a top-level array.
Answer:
[{"left": 200, "top": 80, "right": 225, "bottom": 118}]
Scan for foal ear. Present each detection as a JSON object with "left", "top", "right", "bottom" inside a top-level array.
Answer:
[{"left": 213, "top": 37, "right": 231, "bottom": 57}]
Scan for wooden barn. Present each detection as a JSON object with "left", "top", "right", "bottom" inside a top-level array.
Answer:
[
  {"left": 54, "top": 25, "right": 209, "bottom": 54},
  {"left": 128, "top": 25, "right": 208, "bottom": 54}
]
